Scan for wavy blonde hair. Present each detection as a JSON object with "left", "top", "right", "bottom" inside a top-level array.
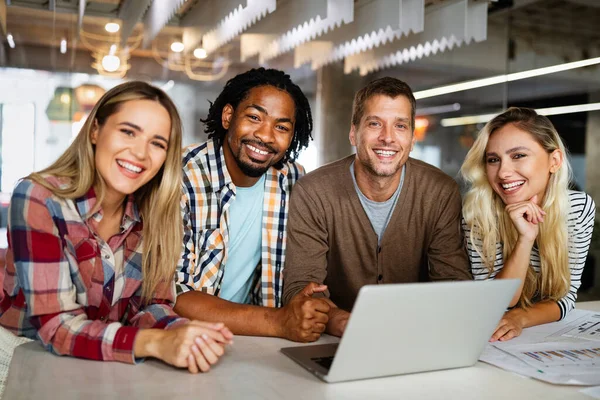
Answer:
[
  {"left": 28, "top": 81, "right": 183, "bottom": 303},
  {"left": 461, "top": 107, "right": 571, "bottom": 308}
]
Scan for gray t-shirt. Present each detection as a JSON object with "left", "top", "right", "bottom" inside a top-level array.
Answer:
[{"left": 350, "top": 161, "right": 404, "bottom": 244}]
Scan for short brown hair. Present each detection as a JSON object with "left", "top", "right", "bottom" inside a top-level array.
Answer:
[{"left": 351, "top": 77, "right": 416, "bottom": 130}]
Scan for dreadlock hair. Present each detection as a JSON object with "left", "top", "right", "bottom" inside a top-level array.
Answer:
[{"left": 202, "top": 67, "right": 313, "bottom": 168}]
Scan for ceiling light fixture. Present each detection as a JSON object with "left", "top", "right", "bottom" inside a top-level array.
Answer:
[
  {"left": 414, "top": 56, "right": 600, "bottom": 100},
  {"left": 7, "top": 33, "right": 15, "bottom": 49},
  {"left": 440, "top": 102, "right": 600, "bottom": 127},
  {"left": 170, "top": 41, "right": 184, "bottom": 53},
  {"left": 105, "top": 23, "right": 120, "bottom": 33},
  {"left": 81, "top": 27, "right": 138, "bottom": 78},
  {"left": 152, "top": 38, "right": 230, "bottom": 82},
  {"left": 194, "top": 47, "right": 207, "bottom": 59},
  {"left": 101, "top": 55, "right": 121, "bottom": 72},
  {"left": 416, "top": 103, "right": 461, "bottom": 116}
]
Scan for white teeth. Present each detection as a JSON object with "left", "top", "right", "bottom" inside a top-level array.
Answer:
[
  {"left": 117, "top": 160, "right": 142, "bottom": 173},
  {"left": 374, "top": 150, "right": 396, "bottom": 156},
  {"left": 501, "top": 181, "right": 524, "bottom": 190},
  {"left": 247, "top": 144, "right": 269, "bottom": 155}
]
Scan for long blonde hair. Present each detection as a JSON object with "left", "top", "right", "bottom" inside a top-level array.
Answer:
[
  {"left": 28, "top": 81, "right": 183, "bottom": 303},
  {"left": 461, "top": 107, "right": 571, "bottom": 308}
]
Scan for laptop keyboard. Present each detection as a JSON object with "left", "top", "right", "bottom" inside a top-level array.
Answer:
[{"left": 311, "top": 356, "right": 334, "bottom": 370}]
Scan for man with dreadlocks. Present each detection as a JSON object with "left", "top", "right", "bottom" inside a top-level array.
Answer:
[{"left": 174, "top": 68, "right": 331, "bottom": 343}]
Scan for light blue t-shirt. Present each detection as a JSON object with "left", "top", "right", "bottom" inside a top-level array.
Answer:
[{"left": 220, "top": 175, "right": 265, "bottom": 303}]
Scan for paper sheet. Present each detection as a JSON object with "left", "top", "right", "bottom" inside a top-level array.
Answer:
[
  {"left": 479, "top": 309, "right": 600, "bottom": 386},
  {"left": 581, "top": 386, "right": 600, "bottom": 399},
  {"left": 550, "top": 313, "right": 600, "bottom": 341}
]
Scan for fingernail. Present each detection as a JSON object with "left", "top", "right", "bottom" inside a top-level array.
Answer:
[
  {"left": 202, "top": 334, "right": 209, "bottom": 340},
  {"left": 195, "top": 337, "right": 204, "bottom": 346},
  {"left": 192, "top": 345, "right": 199, "bottom": 353}
]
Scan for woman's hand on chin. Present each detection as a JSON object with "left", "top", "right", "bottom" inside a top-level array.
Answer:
[{"left": 505, "top": 194, "right": 546, "bottom": 243}]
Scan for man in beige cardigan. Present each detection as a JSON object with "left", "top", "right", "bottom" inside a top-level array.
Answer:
[{"left": 282, "top": 77, "right": 472, "bottom": 337}]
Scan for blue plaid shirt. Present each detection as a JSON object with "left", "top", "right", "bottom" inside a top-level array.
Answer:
[{"left": 176, "top": 139, "right": 304, "bottom": 307}]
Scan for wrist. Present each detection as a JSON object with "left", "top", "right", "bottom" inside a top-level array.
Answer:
[
  {"left": 272, "top": 306, "right": 288, "bottom": 338},
  {"left": 133, "top": 329, "right": 165, "bottom": 359},
  {"left": 508, "top": 307, "right": 528, "bottom": 328},
  {"left": 516, "top": 236, "right": 536, "bottom": 248}
]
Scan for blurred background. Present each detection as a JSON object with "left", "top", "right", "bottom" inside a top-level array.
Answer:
[{"left": 0, "top": 0, "right": 598, "bottom": 298}]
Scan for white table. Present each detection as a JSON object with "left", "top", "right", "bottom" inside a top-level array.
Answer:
[{"left": 4, "top": 301, "right": 600, "bottom": 400}]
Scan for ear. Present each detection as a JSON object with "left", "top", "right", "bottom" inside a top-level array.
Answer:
[
  {"left": 90, "top": 119, "right": 99, "bottom": 144},
  {"left": 549, "top": 149, "right": 563, "bottom": 174},
  {"left": 222, "top": 104, "right": 234, "bottom": 130},
  {"left": 349, "top": 125, "right": 357, "bottom": 147}
]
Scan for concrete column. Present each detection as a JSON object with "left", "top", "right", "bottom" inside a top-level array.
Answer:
[
  {"left": 315, "top": 62, "right": 365, "bottom": 166},
  {"left": 585, "top": 92, "right": 600, "bottom": 294},
  {"left": 586, "top": 93, "right": 600, "bottom": 204}
]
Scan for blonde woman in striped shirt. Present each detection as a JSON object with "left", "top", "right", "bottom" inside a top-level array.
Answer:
[{"left": 461, "top": 107, "right": 595, "bottom": 342}]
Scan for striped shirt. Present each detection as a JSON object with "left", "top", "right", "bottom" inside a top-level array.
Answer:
[
  {"left": 464, "top": 190, "right": 596, "bottom": 319},
  {"left": 0, "top": 177, "right": 187, "bottom": 364},
  {"left": 177, "top": 139, "right": 304, "bottom": 307}
]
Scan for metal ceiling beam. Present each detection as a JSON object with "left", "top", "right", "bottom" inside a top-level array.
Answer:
[
  {"left": 180, "top": 0, "right": 255, "bottom": 53},
  {"left": 201, "top": 0, "right": 276, "bottom": 55},
  {"left": 258, "top": 0, "right": 354, "bottom": 63},
  {"left": 77, "top": 0, "right": 85, "bottom": 37},
  {"left": 142, "top": 0, "right": 186, "bottom": 49},
  {"left": 344, "top": 0, "right": 488, "bottom": 75},
  {"left": 118, "top": 0, "right": 152, "bottom": 47},
  {"left": 240, "top": 0, "right": 331, "bottom": 61},
  {"left": 180, "top": 0, "right": 245, "bottom": 28},
  {"left": 293, "top": 0, "right": 424, "bottom": 70}
]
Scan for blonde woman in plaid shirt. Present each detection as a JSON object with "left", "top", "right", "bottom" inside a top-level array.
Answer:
[
  {"left": 175, "top": 68, "right": 332, "bottom": 342},
  {"left": 0, "top": 82, "right": 232, "bottom": 375}
]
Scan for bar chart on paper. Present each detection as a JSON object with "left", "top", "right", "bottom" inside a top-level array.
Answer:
[
  {"left": 556, "top": 313, "right": 600, "bottom": 341},
  {"left": 503, "top": 342, "right": 600, "bottom": 371},
  {"left": 520, "top": 347, "right": 600, "bottom": 368}
]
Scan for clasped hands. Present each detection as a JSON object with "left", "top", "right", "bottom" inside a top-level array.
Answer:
[
  {"left": 278, "top": 282, "right": 350, "bottom": 342},
  {"left": 137, "top": 320, "right": 233, "bottom": 374}
]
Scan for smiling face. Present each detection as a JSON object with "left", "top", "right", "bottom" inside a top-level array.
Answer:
[
  {"left": 221, "top": 85, "right": 295, "bottom": 185},
  {"left": 485, "top": 123, "right": 562, "bottom": 205},
  {"left": 350, "top": 94, "right": 415, "bottom": 179},
  {"left": 91, "top": 99, "right": 171, "bottom": 202}
]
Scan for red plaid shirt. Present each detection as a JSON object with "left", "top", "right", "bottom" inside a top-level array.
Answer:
[{"left": 0, "top": 177, "right": 187, "bottom": 364}]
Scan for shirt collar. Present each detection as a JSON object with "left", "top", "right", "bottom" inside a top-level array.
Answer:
[
  {"left": 75, "top": 186, "right": 141, "bottom": 224},
  {"left": 207, "top": 138, "right": 289, "bottom": 193}
]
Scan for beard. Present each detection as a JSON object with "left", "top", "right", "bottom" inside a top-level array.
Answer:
[
  {"left": 231, "top": 139, "right": 278, "bottom": 178},
  {"left": 234, "top": 156, "right": 269, "bottom": 177},
  {"left": 359, "top": 153, "right": 402, "bottom": 178}
]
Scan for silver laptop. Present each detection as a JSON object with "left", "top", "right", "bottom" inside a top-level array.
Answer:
[{"left": 281, "top": 279, "right": 519, "bottom": 383}]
